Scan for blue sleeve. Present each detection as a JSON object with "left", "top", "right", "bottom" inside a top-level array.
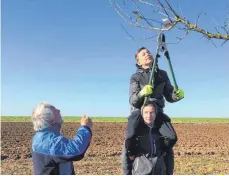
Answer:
[{"left": 51, "top": 126, "right": 92, "bottom": 161}]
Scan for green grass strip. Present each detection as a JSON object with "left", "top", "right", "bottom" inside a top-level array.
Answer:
[{"left": 1, "top": 116, "right": 229, "bottom": 123}]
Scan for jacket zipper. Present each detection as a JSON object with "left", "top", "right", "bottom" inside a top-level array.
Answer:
[
  {"left": 149, "top": 127, "right": 153, "bottom": 159},
  {"left": 149, "top": 127, "right": 156, "bottom": 159}
]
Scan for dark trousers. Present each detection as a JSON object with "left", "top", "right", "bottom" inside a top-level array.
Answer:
[
  {"left": 121, "top": 146, "right": 133, "bottom": 175},
  {"left": 164, "top": 148, "right": 174, "bottom": 175},
  {"left": 123, "top": 110, "right": 177, "bottom": 175}
]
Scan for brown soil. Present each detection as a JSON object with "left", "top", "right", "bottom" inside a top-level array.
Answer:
[{"left": 1, "top": 122, "right": 229, "bottom": 175}]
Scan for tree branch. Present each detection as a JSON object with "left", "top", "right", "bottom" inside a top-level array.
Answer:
[{"left": 109, "top": 0, "right": 229, "bottom": 45}]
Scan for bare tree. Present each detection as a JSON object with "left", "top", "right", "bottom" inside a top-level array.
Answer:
[{"left": 109, "top": 0, "right": 229, "bottom": 46}]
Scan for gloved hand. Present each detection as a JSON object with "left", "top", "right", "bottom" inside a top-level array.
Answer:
[
  {"left": 173, "top": 89, "right": 184, "bottom": 100},
  {"left": 138, "top": 85, "right": 153, "bottom": 98}
]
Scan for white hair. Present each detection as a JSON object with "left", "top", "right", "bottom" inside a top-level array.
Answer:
[{"left": 31, "top": 102, "right": 56, "bottom": 131}]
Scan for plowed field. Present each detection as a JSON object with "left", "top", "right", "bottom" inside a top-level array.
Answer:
[{"left": 1, "top": 122, "right": 229, "bottom": 175}]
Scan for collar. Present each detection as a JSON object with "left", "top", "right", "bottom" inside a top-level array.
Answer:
[
  {"left": 136, "top": 64, "right": 159, "bottom": 73},
  {"left": 40, "top": 123, "right": 61, "bottom": 135}
]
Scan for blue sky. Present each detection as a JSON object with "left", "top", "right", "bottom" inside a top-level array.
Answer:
[{"left": 2, "top": 0, "right": 229, "bottom": 117}]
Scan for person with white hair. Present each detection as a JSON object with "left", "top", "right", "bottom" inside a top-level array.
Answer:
[{"left": 31, "top": 102, "right": 93, "bottom": 175}]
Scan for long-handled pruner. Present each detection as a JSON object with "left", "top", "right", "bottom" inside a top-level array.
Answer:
[
  {"left": 143, "top": 32, "right": 179, "bottom": 107},
  {"left": 143, "top": 32, "right": 163, "bottom": 106},
  {"left": 160, "top": 33, "right": 179, "bottom": 92}
]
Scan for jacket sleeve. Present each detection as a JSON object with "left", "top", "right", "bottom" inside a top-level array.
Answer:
[
  {"left": 52, "top": 126, "right": 92, "bottom": 162},
  {"left": 159, "top": 121, "right": 178, "bottom": 149},
  {"left": 129, "top": 75, "right": 144, "bottom": 109},
  {"left": 163, "top": 72, "right": 180, "bottom": 103}
]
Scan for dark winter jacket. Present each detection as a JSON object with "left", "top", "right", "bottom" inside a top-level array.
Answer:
[
  {"left": 129, "top": 64, "right": 180, "bottom": 112},
  {"left": 32, "top": 124, "right": 92, "bottom": 175},
  {"left": 128, "top": 122, "right": 170, "bottom": 175}
]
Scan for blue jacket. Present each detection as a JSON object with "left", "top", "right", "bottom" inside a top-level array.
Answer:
[{"left": 32, "top": 124, "right": 92, "bottom": 175}]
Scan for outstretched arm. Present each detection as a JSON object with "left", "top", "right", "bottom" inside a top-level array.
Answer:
[
  {"left": 52, "top": 126, "right": 92, "bottom": 162},
  {"left": 163, "top": 72, "right": 183, "bottom": 103}
]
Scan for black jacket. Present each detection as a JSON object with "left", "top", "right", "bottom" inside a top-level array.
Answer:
[
  {"left": 129, "top": 65, "right": 180, "bottom": 112},
  {"left": 128, "top": 122, "right": 170, "bottom": 175}
]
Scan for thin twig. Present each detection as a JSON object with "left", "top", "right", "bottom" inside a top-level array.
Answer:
[
  {"left": 221, "top": 26, "right": 229, "bottom": 34},
  {"left": 110, "top": 0, "right": 174, "bottom": 31},
  {"left": 212, "top": 16, "right": 220, "bottom": 34},
  {"left": 209, "top": 38, "right": 217, "bottom": 48},
  {"left": 221, "top": 39, "right": 228, "bottom": 46},
  {"left": 214, "top": 27, "right": 220, "bottom": 34},
  {"left": 167, "top": 30, "right": 190, "bottom": 44},
  {"left": 132, "top": 0, "right": 155, "bottom": 28},
  {"left": 120, "top": 24, "right": 136, "bottom": 41},
  {"left": 157, "top": 0, "right": 173, "bottom": 23},
  {"left": 139, "top": 0, "right": 172, "bottom": 14},
  {"left": 179, "top": 4, "right": 184, "bottom": 18},
  {"left": 195, "top": 12, "right": 203, "bottom": 26},
  {"left": 143, "top": 34, "right": 159, "bottom": 40},
  {"left": 164, "top": 0, "right": 179, "bottom": 17}
]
